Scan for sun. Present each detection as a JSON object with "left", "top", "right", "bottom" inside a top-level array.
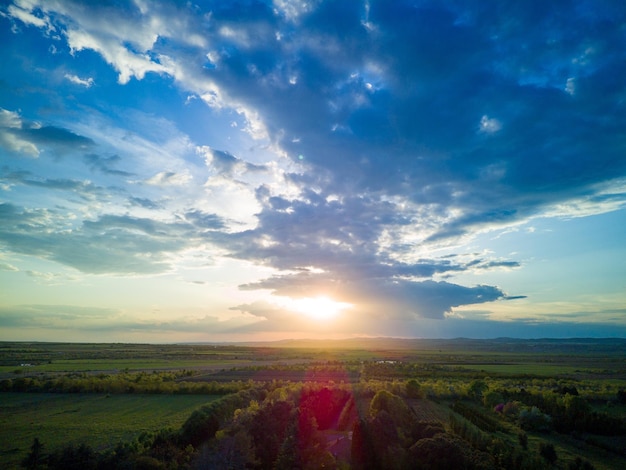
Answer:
[{"left": 289, "top": 295, "right": 352, "bottom": 321}]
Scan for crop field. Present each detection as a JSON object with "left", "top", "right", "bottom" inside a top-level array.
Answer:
[
  {"left": 407, "top": 398, "right": 450, "bottom": 422},
  {"left": 0, "top": 393, "right": 218, "bottom": 469}
]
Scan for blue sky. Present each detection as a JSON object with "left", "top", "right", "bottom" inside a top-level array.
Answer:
[{"left": 1, "top": 0, "right": 625, "bottom": 342}]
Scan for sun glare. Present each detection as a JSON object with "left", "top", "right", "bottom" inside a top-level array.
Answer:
[{"left": 288, "top": 296, "right": 352, "bottom": 321}]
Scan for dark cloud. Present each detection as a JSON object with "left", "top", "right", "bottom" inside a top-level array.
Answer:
[
  {"left": 212, "top": 186, "right": 520, "bottom": 318},
  {"left": 240, "top": 273, "right": 507, "bottom": 320},
  {"left": 195, "top": 0, "right": 626, "bottom": 231},
  {"left": 205, "top": 148, "right": 268, "bottom": 179},
  {"left": 1, "top": 170, "right": 109, "bottom": 201},
  {"left": 22, "top": 125, "right": 93, "bottom": 145}
]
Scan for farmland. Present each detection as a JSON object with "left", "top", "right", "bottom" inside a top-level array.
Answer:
[
  {"left": 1, "top": 338, "right": 626, "bottom": 469},
  {"left": 0, "top": 393, "right": 216, "bottom": 469}
]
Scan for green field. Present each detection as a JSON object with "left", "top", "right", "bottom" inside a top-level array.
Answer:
[{"left": 0, "top": 393, "right": 218, "bottom": 469}]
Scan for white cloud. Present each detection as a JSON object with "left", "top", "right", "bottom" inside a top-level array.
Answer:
[
  {"left": 0, "top": 108, "right": 40, "bottom": 157},
  {"left": 479, "top": 115, "right": 502, "bottom": 134},
  {"left": 565, "top": 77, "right": 576, "bottom": 95},
  {"left": 0, "top": 262, "right": 19, "bottom": 271},
  {"left": 145, "top": 171, "right": 192, "bottom": 186},
  {"left": 64, "top": 73, "right": 94, "bottom": 87},
  {"left": 7, "top": 2, "right": 48, "bottom": 29},
  {"left": 272, "top": 0, "right": 319, "bottom": 22},
  {"left": 66, "top": 28, "right": 169, "bottom": 84}
]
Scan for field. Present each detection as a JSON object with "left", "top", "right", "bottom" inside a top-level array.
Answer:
[
  {"left": 0, "top": 393, "right": 217, "bottom": 469},
  {"left": 1, "top": 338, "right": 626, "bottom": 469}
]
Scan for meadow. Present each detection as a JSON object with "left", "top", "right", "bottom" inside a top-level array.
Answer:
[{"left": 1, "top": 338, "right": 625, "bottom": 469}]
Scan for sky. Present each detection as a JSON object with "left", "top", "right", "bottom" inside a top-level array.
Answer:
[{"left": 1, "top": 0, "right": 625, "bottom": 343}]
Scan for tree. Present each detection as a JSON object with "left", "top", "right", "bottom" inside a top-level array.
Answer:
[
  {"left": 539, "top": 442, "right": 557, "bottom": 466},
  {"left": 568, "top": 456, "right": 596, "bottom": 470},
  {"left": 350, "top": 418, "right": 379, "bottom": 470},
  {"left": 369, "top": 390, "right": 412, "bottom": 430},
  {"left": 406, "top": 379, "right": 423, "bottom": 399},
  {"left": 518, "top": 432, "right": 528, "bottom": 450},
  {"left": 22, "top": 437, "right": 45, "bottom": 470},
  {"left": 47, "top": 443, "right": 97, "bottom": 470},
  {"left": 409, "top": 434, "right": 468, "bottom": 470},
  {"left": 518, "top": 406, "right": 552, "bottom": 432},
  {"left": 468, "top": 379, "right": 488, "bottom": 401},
  {"left": 250, "top": 400, "right": 294, "bottom": 468}
]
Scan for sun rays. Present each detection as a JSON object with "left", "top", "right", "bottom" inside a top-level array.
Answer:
[{"left": 286, "top": 295, "right": 353, "bottom": 321}]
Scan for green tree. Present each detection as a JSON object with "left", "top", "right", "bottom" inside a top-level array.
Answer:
[
  {"left": 468, "top": 379, "right": 488, "bottom": 401},
  {"left": 518, "top": 431, "right": 528, "bottom": 450},
  {"left": 22, "top": 437, "right": 45, "bottom": 470},
  {"left": 539, "top": 442, "right": 557, "bottom": 466},
  {"left": 369, "top": 390, "right": 412, "bottom": 430},
  {"left": 406, "top": 379, "right": 423, "bottom": 399}
]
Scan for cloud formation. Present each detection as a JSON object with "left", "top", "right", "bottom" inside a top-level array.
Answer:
[{"left": 2, "top": 0, "right": 625, "bottom": 336}]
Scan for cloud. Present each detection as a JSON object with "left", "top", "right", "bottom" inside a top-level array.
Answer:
[
  {"left": 129, "top": 196, "right": 161, "bottom": 210},
  {"left": 0, "top": 203, "right": 225, "bottom": 274},
  {"left": 201, "top": 147, "right": 267, "bottom": 178},
  {"left": 0, "top": 108, "right": 94, "bottom": 157},
  {"left": 4, "top": 1, "right": 626, "bottom": 329},
  {"left": 0, "top": 305, "right": 257, "bottom": 337},
  {"left": 145, "top": 171, "right": 192, "bottom": 186},
  {"left": 83, "top": 153, "right": 133, "bottom": 176},
  {"left": 64, "top": 73, "right": 94, "bottom": 87},
  {"left": 0, "top": 262, "right": 19, "bottom": 271},
  {"left": 0, "top": 108, "right": 40, "bottom": 156},
  {"left": 0, "top": 305, "right": 119, "bottom": 329},
  {"left": 6, "top": 2, "right": 49, "bottom": 29},
  {"left": 1, "top": 170, "right": 106, "bottom": 201},
  {"left": 21, "top": 125, "right": 94, "bottom": 151}
]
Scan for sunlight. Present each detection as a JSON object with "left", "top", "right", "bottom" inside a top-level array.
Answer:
[{"left": 288, "top": 296, "right": 352, "bottom": 321}]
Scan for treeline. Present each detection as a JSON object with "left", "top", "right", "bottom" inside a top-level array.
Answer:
[
  {"left": 499, "top": 387, "right": 626, "bottom": 436},
  {"left": 0, "top": 371, "right": 256, "bottom": 395},
  {"left": 361, "top": 361, "right": 622, "bottom": 400}
]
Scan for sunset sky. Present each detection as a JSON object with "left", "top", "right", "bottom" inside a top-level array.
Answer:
[{"left": 1, "top": 0, "right": 625, "bottom": 343}]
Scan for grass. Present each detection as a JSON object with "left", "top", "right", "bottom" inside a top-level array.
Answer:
[{"left": 0, "top": 392, "right": 219, "bottom": 469}]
